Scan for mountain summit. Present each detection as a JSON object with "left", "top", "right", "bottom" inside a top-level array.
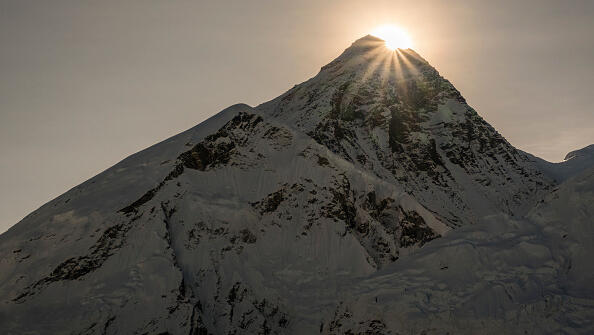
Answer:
[
  {"left": 1, "top": 37, "right": 592, "bottom": 334},
  {"left": 259, "top": 35, "right": 552, "bottom": 226}
]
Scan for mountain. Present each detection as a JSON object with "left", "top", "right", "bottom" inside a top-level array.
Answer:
[{"left": 1, "top": 35, "right": 592, "bottom": 334}]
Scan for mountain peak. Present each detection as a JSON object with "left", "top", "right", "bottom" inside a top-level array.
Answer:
[
  {"left": 258, "top": 35, "right": 551, "bottom": 226},
  {"left": 328, "top": 35, "right": 424, "bottom": 71}
]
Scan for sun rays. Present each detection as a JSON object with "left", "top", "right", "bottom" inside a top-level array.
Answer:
[
  {"left": 353, "top": 36, "right": 421, "bottom": 90},
  {"left": 340, "top": 34, "right": 425, "bottom": 116}
]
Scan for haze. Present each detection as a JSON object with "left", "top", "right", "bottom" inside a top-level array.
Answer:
[{"left": 1, "top": 0, "right": 593, "bottom": 234}]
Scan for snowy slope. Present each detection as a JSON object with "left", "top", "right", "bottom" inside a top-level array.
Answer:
[
  {"left": 317, "top": 166, "right": 594, "bottom": 334},
  {"left": 0, "top": 36, "right": 592, "bottom": 334},
  {"left": 0, "top": 105, "right": 449, "bottom": 334}
]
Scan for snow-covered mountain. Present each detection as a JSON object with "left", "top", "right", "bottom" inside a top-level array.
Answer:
[{"left": 1, "top": 35, "right": 592, "bottom": 334}]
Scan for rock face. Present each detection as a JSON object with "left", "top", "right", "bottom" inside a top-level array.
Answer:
[{"left": 1, "top": 36, "right": 592, "bottom": 334}]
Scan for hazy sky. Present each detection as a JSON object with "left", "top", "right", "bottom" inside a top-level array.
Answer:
[{"left": 1, "top": 0, "right": 593, "bottom": 233}]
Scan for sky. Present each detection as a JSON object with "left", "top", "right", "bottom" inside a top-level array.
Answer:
[{"left": 1, "top": 0, "right": 593, "bottom": 233}]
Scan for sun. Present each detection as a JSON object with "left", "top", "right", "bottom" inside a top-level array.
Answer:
[{"left": 371, "top": 25, "right": 413, "bottom": 50}]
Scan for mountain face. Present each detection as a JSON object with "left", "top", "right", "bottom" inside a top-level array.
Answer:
[
  {"left": 258, "top": 36, "right": 552, "bottom": 226},
  {"left": 1, "top": 36, "right": 592, "bottom": 334}
]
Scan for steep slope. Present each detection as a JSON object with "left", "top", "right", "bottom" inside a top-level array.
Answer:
[
  {"left": 0, "top": 36, "right": 586, "bottom": 334},
  {"left": 258, "top": 35, "right": 553, "bottom": 227}
]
